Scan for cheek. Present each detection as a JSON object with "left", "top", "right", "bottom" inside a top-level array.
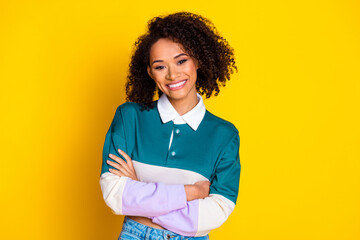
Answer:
[
  {"left": 151, "top": 71, "right": 165, "bottom": 80},
  {"left": 185, "top": 62, "right": 198, "bottom": 75},
  {"left": 187, "top": 66, "right": 198, "bottom": 79},
  {"left": 152, "top": 78, "right": 166, "bottom": 90}
]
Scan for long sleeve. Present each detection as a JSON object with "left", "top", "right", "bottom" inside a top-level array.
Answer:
[
  {"left": 152, "top": 133, "right": 241, "bottom": 237},
  {"left": 99, "top": 105, "right": 187, "bottom": 216}
]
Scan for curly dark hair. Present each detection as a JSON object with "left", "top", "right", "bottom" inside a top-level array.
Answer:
[{"left": 125, "top": 11, "right": 237, "bottom": 109}]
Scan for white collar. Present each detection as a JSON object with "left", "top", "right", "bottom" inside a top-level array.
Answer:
[{"left": 157, "top": 93, "right": 206, "bottom": 131}]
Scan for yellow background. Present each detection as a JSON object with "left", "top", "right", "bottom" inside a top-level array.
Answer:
[{"left": 1, "top": 0, "right": 359, "bottom": 239}]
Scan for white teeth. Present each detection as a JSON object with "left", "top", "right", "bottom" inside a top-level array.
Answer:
[{"left": 168, "top": 80, "right": 186, "bottom": 88}]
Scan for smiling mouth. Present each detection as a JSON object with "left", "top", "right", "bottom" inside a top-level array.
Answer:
[{"left": 167, "top": 80, "right": 187, "bottom": 90}]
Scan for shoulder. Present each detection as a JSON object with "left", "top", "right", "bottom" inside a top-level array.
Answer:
[
  {"left": 115, "top": 101, "right": 158, "bottom": 120},
  {"left": 116, "top": 101, "right": 157, "bottom": 114},
  {"left": 117, "top": 101, "right": 142, "bottom": 112},
  {"left": 204, "top": 110, "right": 239, "bottom": 136},
  {"left": 201, "top": 110, "right": 240, "bottom": 154}
]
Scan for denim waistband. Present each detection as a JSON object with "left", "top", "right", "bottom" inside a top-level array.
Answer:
[{"left": 121, "top": 216, "right": 209, "bottom": 240}]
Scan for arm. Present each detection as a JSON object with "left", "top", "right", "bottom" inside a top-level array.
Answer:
[
  {"left": 101, "top": 150, "right": 209, "bottom": 216},
  {"left": 99, "top": 106, "right": 205, "bottom": 216},
  {"left": 100, "top": 172, "right": 187, "bottom": 216},
  {"left": 151, "top": 133, "right": 241, "bottom": 237}
]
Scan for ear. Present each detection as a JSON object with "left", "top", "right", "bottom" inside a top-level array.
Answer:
[
  {"left": 194, "top": 58, "right": 199, "bottom": 70},
  {"left": 147, "top": 65, "right": 153, "bottom": 79}
]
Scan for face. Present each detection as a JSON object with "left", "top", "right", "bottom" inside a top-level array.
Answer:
[{"left": 147, "top": 38, "right": 199, "bottom": 105}]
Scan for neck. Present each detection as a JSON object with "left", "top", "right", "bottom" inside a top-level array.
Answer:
[{"left": 168, "top": 93, "right": 199, "bottom": 116}]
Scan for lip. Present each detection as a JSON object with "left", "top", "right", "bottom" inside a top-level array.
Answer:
[{"left": 166, "top": 79, "right": 187, "bottom": 90}]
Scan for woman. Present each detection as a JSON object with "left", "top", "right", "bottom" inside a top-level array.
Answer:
[{"left": 100, "top": 12, "right": 240, "bottom": 240}]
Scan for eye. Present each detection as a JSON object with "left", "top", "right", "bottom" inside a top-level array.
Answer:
[
  {"left": 178, "top": 59, "right": 187, "bottom": 64},
  {"left": 154, "top": 66, "right": 165, "bottom": 70}
]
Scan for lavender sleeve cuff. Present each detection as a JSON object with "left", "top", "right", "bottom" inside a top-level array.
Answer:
[
  {"left": 152, "top": 199, "right": 199, "bottom": 237},
  {"left": 150, "top": 194, "right": 236, "bottom": 237}
]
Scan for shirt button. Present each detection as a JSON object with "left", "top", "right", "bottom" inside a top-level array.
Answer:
[
  {"left": 175, "top": 129, "right": 180, "bottom": 134},
  {"left": 171, "top": 151, "right": 176, "bottom": 156}
]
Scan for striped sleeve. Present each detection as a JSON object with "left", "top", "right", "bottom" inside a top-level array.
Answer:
[
  {"left": 99, "top": 106, "right": 187, "bottom": 216},
  {"left": 152, "top": 133, "right": 241, "bottom": 237}
]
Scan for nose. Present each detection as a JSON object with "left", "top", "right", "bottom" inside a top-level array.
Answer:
[{"left": 165, "top": 64, "right": 180, "bottom": 81}]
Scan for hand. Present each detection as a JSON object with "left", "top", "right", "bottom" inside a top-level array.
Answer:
[
  {"left": 107, "top": 149, "right": 139, "bottom": 181},
  {"left": 184, "top": 180, "right": 210, "bottom": 201}
]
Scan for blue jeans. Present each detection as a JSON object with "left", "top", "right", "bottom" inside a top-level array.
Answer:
[{"left": 118, "top": 216, "right": 210, "bottom": 240}]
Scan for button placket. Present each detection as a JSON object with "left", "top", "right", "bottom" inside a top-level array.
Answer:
[
  {"left": 170, "top": 128, "right": 179, "bottom": 157},
  {"left": 167, "top": 125, "right": 183, "bottom": 163}
]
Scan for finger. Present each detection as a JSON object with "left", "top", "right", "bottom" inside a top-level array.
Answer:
[
  {"left": 107, "top": 160, "right": 131, "bottom": 175},
  {"left": 109, "top": 153, "right": 131, "bottom": 172},
  {"left": 110, "top": 167, "right": 139, "bottom": 181},
  {"left": 109, "top": 168, "right": 128, "bottom": 177},
  {"left": 128, "top": 173, "right": 137, "bottom": 181},
  {"left": 108, "top": 161, "right": 137, "bottom": 180},
  {"left": 196, "top": 181, "right": 211, "bottom": 187},
  {"left": 118, "top": 149, "right": 135, "bottom": 170}
]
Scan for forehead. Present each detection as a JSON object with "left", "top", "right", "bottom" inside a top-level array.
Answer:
[{"left": 149, "top": 38, "right": 186, "bottom": 60}]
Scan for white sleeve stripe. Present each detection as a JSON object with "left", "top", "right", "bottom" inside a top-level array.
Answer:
[
  {"left": 196, "top": 194, "right": 235, "bottom": 237},
  {"left": 100, "top": 172, "right": 129, "bottom": 215}
]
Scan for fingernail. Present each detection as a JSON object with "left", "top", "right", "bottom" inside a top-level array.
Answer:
[
  {"left": 109, "top": 154, "right": 113, "bottom": 157},
  {"left": 106, "top": 160, "right": 110, "bottom": 163},
  {"left": 118, "top": 149, "right": 122, "bottom": 152}
]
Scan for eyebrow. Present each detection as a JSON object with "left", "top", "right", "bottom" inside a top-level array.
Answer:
[{"left": 151, "top": 53, "right": 188, "bottom": 65}]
